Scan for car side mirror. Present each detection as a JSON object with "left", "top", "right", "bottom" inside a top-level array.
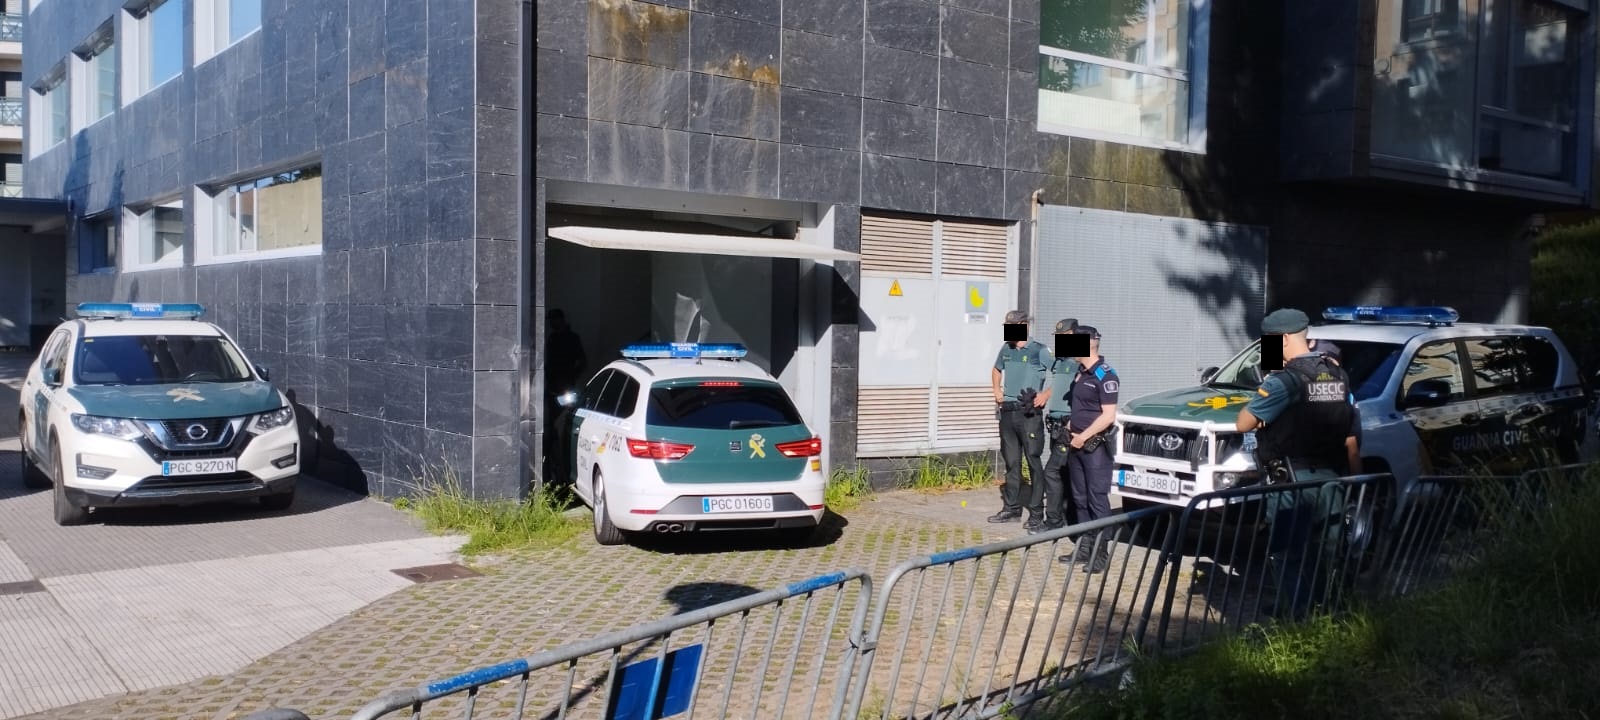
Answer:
[
  {"left": 556, "top": 391, "right": 579, "bottom": 408},
  {"left": 42, "top": 367, "right": 61, "bottom": 386},
  {"left": 1199, "top": 366, "right": 1220, "bottom": 383},
  {"left": 255, "top": 364, "right": 270, "bottom": 381},
  {"left": 1404, "top": 379, "right": 1452, "bottom": 408}
]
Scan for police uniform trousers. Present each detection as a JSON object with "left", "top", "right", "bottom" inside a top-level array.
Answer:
[
  {"left": 1067, "top": 435, "right": 1114, "bottom": 523},
  {"left": 998, "top": 409, "right": 1045, "bottom": 515},
  {"left": 1263, "top": 466, "right": 1347, "bottom": 619},
  {"left": 1035, "top": 416, "right": 1073, "bottom": 526}
]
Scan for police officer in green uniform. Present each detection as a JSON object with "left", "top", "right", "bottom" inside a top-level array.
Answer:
[
  {"left": 990, "top": 310, "right": 1053, "bottom": 526},
  {"left": 1236, "top": 308, "right": 1360, "bottom": 618},
  {"left": 1035, "top": 318, "right": 1080, "bottom": 533}
]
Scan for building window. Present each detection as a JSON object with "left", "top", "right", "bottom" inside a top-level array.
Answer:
[
  {"left": 80, "top": 214, "right": 119, "bottom": 272},
  {"left": 71, "top": 22, "right": 116, "bottom": 130},
  {"left": 203, "top": 166, "right": 323, "bottom": 263},
  {"left": 128, "top": 199, "right": 184, "bottom": 269},
  {"left": 30, "top": 63, "right": 67, "bottom": 153},
  {"left": 1, "top": 153, "right": 20, "bottom": 197},
  {"left": 1372, "top": 0, "right": 1585, "bottom": 185},
  {"left": 131, "top": 0, "right": 183, "bottom": 96},
  {"left": 1037, "top": 0, "right": 1208, "bottom": 150},
  {"left": 196, "top": 0, "right": 261, "bottom": 64}
]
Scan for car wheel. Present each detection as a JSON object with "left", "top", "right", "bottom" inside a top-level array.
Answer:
[
  {"left": 52, "top": 442, "right": 89, "bottom": 527},
  {"left": 260, "top": 488, "right": 296, "bottom": 512},
  {"left": 591, "top": 471, "right": 627, "bottom": 546}
]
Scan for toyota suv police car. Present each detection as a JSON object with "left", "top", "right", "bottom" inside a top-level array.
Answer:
[
  {"left": 16, "top": 303, "right": 300, "bottom": 525},
  {"left": 1112, "top": 306, "right": 1593, "bottom": 512},
  {"left": 553, "top": 343, "right": 827, "bottom": 546}
]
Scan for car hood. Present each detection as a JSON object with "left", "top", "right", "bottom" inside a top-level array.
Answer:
[
  {"left": 68, "top": 382, "right": 284, "bottom": 420},
  {"left": 1120, "top": 385, "right": 1255, "bottom": 424}
]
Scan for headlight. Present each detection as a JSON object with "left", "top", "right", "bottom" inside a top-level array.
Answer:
[
  {"left": 251, "top": 406, "right": 295, "bottom": 433},
  {"left": 1216, "top": 472, "right": 1241, "bottom": 489},
  {"left": 70, "top": 414, "right": 144, "bottom": 441}
]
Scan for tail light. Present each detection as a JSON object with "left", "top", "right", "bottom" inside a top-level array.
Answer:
[
  {"left": 775, "top": 437, "right": 823, "bottom": 457},
  {"left": 700, "top": 381, "right": 743, "bottom": 387},
  {"left": 627, "top": 439, "right": 695, "bottom": 460}
]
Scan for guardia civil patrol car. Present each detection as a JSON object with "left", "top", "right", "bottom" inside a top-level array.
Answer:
[
  {"left": 16, "top": 303, "right": 301, "bottom": 525},
  {"left": 553, "top": 343, "right": 827, "bottom": 546},
  {"left": 1112, "top": 306, "right": 1594, "bottom": 512}
]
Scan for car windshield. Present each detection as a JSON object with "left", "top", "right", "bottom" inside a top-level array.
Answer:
[
  {"left": 74, "top": 334, "right": 254, "bottom": 386},
  {"left": 1206, "top": 338, "right": 1404, "bottom": 401},
  {"left": 646, "top": 381, "right": 806, "bottom": 430}
]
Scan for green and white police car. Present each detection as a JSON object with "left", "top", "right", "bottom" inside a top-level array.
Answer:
[
  {"left": 1112, "top": 306, "right": 1594, "bottom": 512},
  {"left": 17, "top": 303, "right": 300, "bottom": 525},
  {"left": 555, "top": 342, "right": 827, "bottom": 546}
]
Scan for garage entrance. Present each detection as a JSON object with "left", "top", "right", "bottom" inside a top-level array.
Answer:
[{"left": 539, "top": 201, "right": 858, "bottom": 485}]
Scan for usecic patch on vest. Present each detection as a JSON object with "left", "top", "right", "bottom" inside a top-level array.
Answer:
[{"left": 1306, "top": 381, "right": 1347, "bottom": 402}]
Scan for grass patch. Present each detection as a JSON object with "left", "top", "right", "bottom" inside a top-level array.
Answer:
[
  {"left": 1054, "top": 466, "right": 1600, "bottom": 720},
  {"left": 827, "top": 466, "right": 874, "bottom": 511},
  {"left": 398, "top": 469, "right": 585, "bottom": 556},
  {"left": 905, "top": 454, "right": 996, "bottom": 493}
]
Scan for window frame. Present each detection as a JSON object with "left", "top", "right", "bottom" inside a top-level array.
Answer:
[
  {"left": 70, "top": 21, "right": 117, "bottom": 132},
  {"left": 29, "top": 61, "right": 68, "bottom": 156},
  {"left": 127, "top": 0, "right": 185, "bottom": 100},
  {"left": 1397, "top": 339, "right": 1470, "bottom": 410},
  {"left": 194, "top": 0, "right": 262, "bottom": 67},
  {"left": 78, "top": 211, "right": 120, "bottom": 273},
  {"left": 195, "top": 165, "right": 325, "bottom": 266},
  {"left": 1036, "top": 0, "right": 1211, "bottom": 153},
  {"left": 122, "top": 195, "right": 186, "bottom": 273}
]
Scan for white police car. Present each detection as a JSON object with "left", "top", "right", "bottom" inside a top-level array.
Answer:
[
  {"left": 1112, "top": 306, "right": 1594, "bottom": 512},
  {"left": 554, "top": 343, "right": 827, "bottom": 546},
  {"left": 16, "top": 303, "right": 301, "bottom": 525}
]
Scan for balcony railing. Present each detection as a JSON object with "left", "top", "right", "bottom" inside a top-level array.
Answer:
[
  {"left": 0, "top": 97, "right": 19, "bottom": 126},
  {"left": 0, "top": 14, "right": 20, "bottom": 42},
  {"left": 0, "top": 182, "right": 22, "bottom": 198}
]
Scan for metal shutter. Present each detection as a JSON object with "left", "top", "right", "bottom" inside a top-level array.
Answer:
[
  {"left": 935, "top": 385, "right": 995, "bottom": 447},
  {"left": 1034, "top": 206, "right": 1268, "bottom": 398},
  {"left": 861, "top": 214, "right": 935, "bottom": 276},
  {"left": 939, "top": 220, "right": 1008, "bottom": 279},
  {"left": 858, "top": 386, "right": 932, "bottom": 454}
]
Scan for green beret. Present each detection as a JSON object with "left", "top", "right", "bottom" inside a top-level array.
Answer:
[{"left": 1261, "top": 308, "right": 1310, "bottom": 334}]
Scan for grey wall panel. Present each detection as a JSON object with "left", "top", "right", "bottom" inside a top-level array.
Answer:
[{"left": 1034, "top": 205, "right": 1266, "bottom": 400}]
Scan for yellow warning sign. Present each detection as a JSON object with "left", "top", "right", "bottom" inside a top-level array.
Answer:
[{"left": 889, "top": 280, "right": 903, "bottom": 297}]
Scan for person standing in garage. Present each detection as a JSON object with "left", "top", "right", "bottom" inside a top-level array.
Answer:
[{"left": 990, "top": 310, "right": 1053, "bottom": 527}]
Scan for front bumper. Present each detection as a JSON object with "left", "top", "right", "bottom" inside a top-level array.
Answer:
[
  {"left": 1111, "top": 460, "right": 1264, "bottom": 510},
  {"left": 61, "top": 422, "right": 300, "bottom": 508}
]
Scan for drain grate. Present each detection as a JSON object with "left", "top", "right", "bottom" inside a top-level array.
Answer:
[
  {"left": 0, "top": 580, "right": 46, "bottom": 597},
  {"left": 392, "top": 563, "right": 482, "bottom": 584}
]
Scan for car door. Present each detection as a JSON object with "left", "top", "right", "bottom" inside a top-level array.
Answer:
[
  {"left": 572, "top": 369, "right": 618, "bottom": 487},
  {"left": 1459, "top": 335, "right": 1573, "bottom": 468},
  {"left": 26, "top": 330, "right": 70, "bottom": 457},
  {"left": 1397, "top": 338, "right": 1480, "bottom": 473},
  {"left": 585, "top": 371, "right": 629, "bottom": 475}
]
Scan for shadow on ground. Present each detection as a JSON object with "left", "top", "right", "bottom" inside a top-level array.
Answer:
[{"left": 628, "top": 509, "right": 850, "bottom": 555}]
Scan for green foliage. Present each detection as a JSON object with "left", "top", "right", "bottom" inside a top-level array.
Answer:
[
  {"left": 400, "top": 467, "right": 584, "bottom": 556},
  {"left": 826, "top": 466, "right": 874, "bottom": 511},
  {"left": 905, "top": 454, "right": 996, "bottom": 492},
  {"left": 1531, "top": 218, "right": 1600, "bottom": 375}
]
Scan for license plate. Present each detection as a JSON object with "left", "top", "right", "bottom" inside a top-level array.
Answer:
[
  {"left": 702, "top": 496, "right": 774, "bottom": 514},
  {"left": 161, "top": 458, "right": 238, "bottom": 476},
  {"left": 1117, "top": 469, "right": 1181, "bottom": 495}
]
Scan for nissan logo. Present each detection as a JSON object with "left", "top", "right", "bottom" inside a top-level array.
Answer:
[
  {"left": 185, "top": 423, "right": 209, "bottom": 441},
  {"left": 1157, "top": 432, "right": 1184, "bottom": 452}
]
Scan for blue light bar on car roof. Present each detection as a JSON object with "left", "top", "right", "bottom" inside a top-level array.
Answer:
[
  {"left": 621, "top": 342, "right": 748, "bottom": 359},
  {"left": 76, "top": 302, "right": 206, "bottom": 320},
  {"left": 1322, "top": 305, "right": 1458, "bottom": 325}
]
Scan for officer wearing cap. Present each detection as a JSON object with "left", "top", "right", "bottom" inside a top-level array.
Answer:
[
  {"left": 1059, "top": 324, "right": 1120, "bottom": 572},
  {"left": 1237, "top": 308, "right": 1358, "bottom": 617},
  {"left": 990, "top": 310, "right": 1053, "bottom": 525},
  {"left": 1035, "top": 318, "right": 1081, "bottom": 533}
]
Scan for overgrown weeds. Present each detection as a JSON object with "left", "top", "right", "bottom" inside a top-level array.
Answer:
[
  {"left": 826, "top": 466, "right": 873, "bottom": 511},
  {"left": 905, "top": 454, "right": 996, "bottom": 493},
  {"left": 396, "top": 467, "right": 584, "bottom": 556}
]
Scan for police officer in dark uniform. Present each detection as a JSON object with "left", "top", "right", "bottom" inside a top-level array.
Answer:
[
  {"left": 1236, "top": 308, "right": 1359, "bottom": 618},
  {"left": 1036, "top": 318, "right": 1081, "bottom": 533},
  {"left": 1059, "top": 325, "right": 1120, "bottom": 572},
  {"left": 990, "top": 310, "right": 1053, "bottom": 526}
]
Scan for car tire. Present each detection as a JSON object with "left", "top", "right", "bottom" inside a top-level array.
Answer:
[
  {"left": 592, "top": 471, "right": 627, "bottom": 547},
  {"left": 260, "top": 488, "right": 296, "bottom": 512},
  {"left": 52, "top": 442, "right": 90, "bottom": 527}
]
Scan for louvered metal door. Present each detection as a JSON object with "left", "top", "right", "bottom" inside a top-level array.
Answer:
[{"left": 858, "top": 213, "right": 1014, "bottom": 456}]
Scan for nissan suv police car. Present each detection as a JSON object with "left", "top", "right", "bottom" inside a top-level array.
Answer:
[
  {"left": 16, "top": 303, "right": 301, "bottom": 525},
  {"left": 552, "top": 342, "right": 827, "bottom": 546},
  {"left": 1111, "top": 306, "right": 1594, "bottom": 512}
]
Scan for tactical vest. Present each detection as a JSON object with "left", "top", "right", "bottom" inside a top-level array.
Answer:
[{"left": 1253, "top": 354, "right": 1354, "bottom": 470}]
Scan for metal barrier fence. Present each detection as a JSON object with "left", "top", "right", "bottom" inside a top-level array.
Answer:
[
  {"left": 335, "top": 569, "right": 871, "bottom": 720},
  {"left": 243, "top": 462, "right": 1596, "bottom": 720}
]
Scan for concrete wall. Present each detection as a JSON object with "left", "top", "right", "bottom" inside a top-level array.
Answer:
[{"left": 25, "top": 0, "right": 528, "bottom": 499}]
